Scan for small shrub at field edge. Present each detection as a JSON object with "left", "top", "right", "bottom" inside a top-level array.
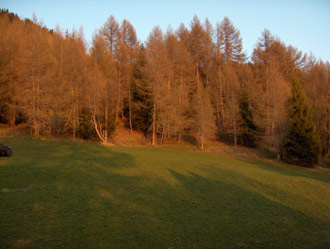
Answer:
[{"left": 0, "top": 143, "right": 12, "bottom": 157}]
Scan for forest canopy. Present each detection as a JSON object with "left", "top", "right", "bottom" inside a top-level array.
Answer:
[{"left": 0, "top": 9, "right": 329, "bottom": 160}]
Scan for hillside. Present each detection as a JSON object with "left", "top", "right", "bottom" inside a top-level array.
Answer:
[
  {"left": 1, "top": 135, "right": 330, "bottom": 249},
  {"left": 1, "top": 10, "right": 329, "bottom": 159}
]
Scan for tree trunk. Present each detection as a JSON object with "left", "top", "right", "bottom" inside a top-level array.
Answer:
[
  {"left": 271, "top": 75, "right": 281, "bottom": 159},
  {"left": 32, "top": 63, "right": 37, "bottom": 136},
  {"left": 218, "top": 66, "right": 224, "bottom": 129},
  {"left": 128, "top": 84, "right": 133, "bottom": 134},
  {"left": 73, "top": 102, "right": 76, "bottom": 140},
  {"left": 9, "top": 45, "right": 16, "bottom": 126},
  {"left": 105, "top": 97, "right": 109, "bottom": 143},
  {"left": 36, "top": 74, "right": 40, "bottom": 136},
  {"left": 116, "top": 63, "right": 121, "bottom": 124},
  {"left": 265, "top": 62, "right": 271, "bottom": 143},
  {"left": 92, "top": 109, "right": 106, "bottom": 144},
  {"left": 196, "top": 62, "right": 204, "bottom": 149},
  {"left": 231, "top": 88, "right": 237, "bottom": 147},
  {"left": 152, "top": 100, "right": 156, "bottom": 146},
  {"left": 177, "top": 73, "right": 183, "bottom": 141}
]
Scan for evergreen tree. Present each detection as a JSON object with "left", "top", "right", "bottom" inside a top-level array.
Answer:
[
  {"left": 238, "top": 91, "right": 258, "bottom": 147},
  {"left": 0, "top": 10, "right": 329, "bottom": 153},
  {"left": 131, "top": 45, "right": 152, "bottom": 134},
  {"left": 281, "top": 76, "right": 322, "bottom": 167}
]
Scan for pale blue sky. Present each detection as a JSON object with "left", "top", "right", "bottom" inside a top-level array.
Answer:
[{"left": 1, "top": 0, "right": 330, "bottom": 62}]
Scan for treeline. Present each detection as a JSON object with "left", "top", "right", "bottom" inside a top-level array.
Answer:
[{"left": 0, "top": 10, "right": 329, "bottom": 158}]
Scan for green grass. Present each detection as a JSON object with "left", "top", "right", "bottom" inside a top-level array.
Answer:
[{"left": 1, "top": 136, "right": 330, "bottom": 249}]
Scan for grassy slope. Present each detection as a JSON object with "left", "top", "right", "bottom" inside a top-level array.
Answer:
[{"left": 0, "top": 136, "right": 330, "bottom": 249}]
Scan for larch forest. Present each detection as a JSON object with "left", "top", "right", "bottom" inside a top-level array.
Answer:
[{"left": 0, "top": 10, "right": 329, "bottom": 165}]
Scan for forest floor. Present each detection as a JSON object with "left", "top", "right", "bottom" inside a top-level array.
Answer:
[{"left": 1, "top": 130, "right": 330, "bottom": 248}]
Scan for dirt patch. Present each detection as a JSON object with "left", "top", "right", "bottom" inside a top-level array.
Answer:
[{"left": 110, "top": 121, "right": 149, "bottom": 146}]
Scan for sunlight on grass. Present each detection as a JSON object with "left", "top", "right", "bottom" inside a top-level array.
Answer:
[
  {"left": 1, "top": 137, "right": 330, "bottom": 248},
  {"left": 107, "top": 145, "right": 330, "bottom": 227}
]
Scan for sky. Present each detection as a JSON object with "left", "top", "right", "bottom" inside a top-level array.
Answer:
[{"left": 1, "top": 0, "right": 330, "bottom": 62}]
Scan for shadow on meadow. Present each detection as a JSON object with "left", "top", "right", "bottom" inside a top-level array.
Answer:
[
  {"left": 1, "top": 138, "right": 330, "bottom": 249},
  {"left": 234, "top": 155, "right": 330, "bottom": 185},
  {"left": 68, "top": 167, "right": 330, "bottom": 249},
  {"left": 164, "top": 169, "right": 330, "bottom": 248}
]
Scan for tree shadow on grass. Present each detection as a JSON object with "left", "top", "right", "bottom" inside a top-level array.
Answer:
[
  {"left": 68, "top": 167, "right": 330, "bottom": 249},
  {"left": 1, "top": 140, "right": 330, "bottom": 249},
  {"left": 234, "top": 156, "right": 330, "bottom": 185},
  {"left": 2, "top": 165, "right": 330, "bottom": 249},
  {"left": 0, "top": 139, "right": 138, "bottom": 248},
  {"left": 165, "top": 169, "right": 330, "bottom": 249},
  {"left": 44, "top": 164, "right": 330, "bottom": 248}
]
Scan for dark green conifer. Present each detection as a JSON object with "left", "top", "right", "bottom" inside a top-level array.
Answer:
[
  {"left": 238, "top": 91, "right": 258, "bottom": 147},
  {"left": 130, "top": 45, "right": 153, "bottom": 133},
  {"left": 281, "top": 76, "right": 322, "bottom": 167}
]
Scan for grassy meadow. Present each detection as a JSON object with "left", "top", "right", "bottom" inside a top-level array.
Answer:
[{"left": 1, "top": 135, "right": 330, "bottom": 248}]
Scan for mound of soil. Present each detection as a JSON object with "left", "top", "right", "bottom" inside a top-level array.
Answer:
[{"left": 110, "top": 122, "right": 149, "bottom": 146}]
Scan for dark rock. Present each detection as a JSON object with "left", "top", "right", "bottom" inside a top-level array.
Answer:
[{"left": 0, "top": 144, "right": 12, "bottom": 157}]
